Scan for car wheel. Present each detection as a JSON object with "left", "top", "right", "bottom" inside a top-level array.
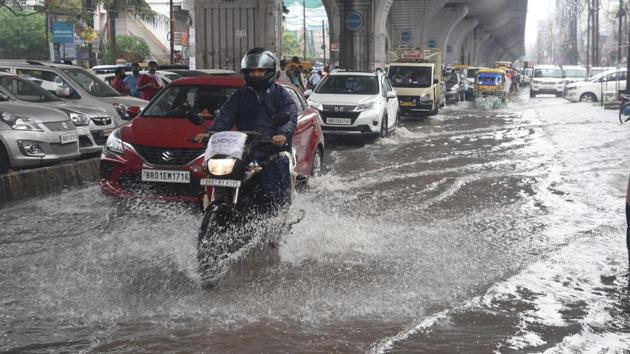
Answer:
[
  {"left": 555, "top": 92, "right": 563, "bottom": 98},
  {"left": 428, "top": 103, "right": 438, "bottom": 116},
  {"left": 311, "top": 147, "right": 323, "bottom": 177},
  {"left": 530, "top": 90, "right": 536, "bottom": 98},
  {"left": 580, "top": 93, "right": 597, "bottom": 102},
  {"left": 380, "top": 115, "right": 389, "bottom": 138},
  {"left": 0, "top": 143, "right": 9, "bottom": 174}
]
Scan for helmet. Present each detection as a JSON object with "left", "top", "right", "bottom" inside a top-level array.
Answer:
[{"left": 240, "top": 47, "right": 277, "bottom": 89}]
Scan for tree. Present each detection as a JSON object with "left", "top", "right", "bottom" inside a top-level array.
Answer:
[
  {"left": 283, "top": 30, "right": 301, "bottom": 59},
  {"left": 100, "top": 34, "right": 150, "bottom": 63},
  {"left": 0, "top": 8, "right": 48, "bottom": 60}
]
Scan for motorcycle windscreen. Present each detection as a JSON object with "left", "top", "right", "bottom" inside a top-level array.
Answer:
[{"left": 204, "top": 131, "right": 248, "bottom": 162}]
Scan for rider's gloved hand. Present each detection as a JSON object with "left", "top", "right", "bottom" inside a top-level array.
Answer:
[
  {"left": 192, "top": 133, "right": 209, "bottom": 144},
  {"left": 272, "top": 135, "right": 287, "bottom": 147}
]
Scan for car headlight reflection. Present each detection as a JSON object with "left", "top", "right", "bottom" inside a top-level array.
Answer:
[
  {"left": 104, "top": 129, "right": 124, "bottom": 155},
  {"left": 208, "top": 158, "right": 236, "bottom": 176},
  {"left": 0, "top": 112, "right": 43, "bottom": 131}
]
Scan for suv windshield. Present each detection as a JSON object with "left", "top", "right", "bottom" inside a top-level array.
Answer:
[
  {"left": 61, "top": 68, "right": 120, "bottom": 97},
  {"left": 142, "top": 85, "right": 238, "bottom": 118},
  {"left": 388, "top": 66, "right": 432, "bottom": 88},
  {"left": 315, "top": 75, "right": 379, "bottom": 95},
  {"left": 0, "top": 76, "right": 62, "bottom": 103},
  {"left": 564, "top": 68, "right": 587, "bottom": 78},
  {"left": 534, "top": 68, "right": 562, "bottom": 78}
]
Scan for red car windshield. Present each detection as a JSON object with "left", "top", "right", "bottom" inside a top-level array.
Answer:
[{"left": 142, "top": 85, "right": 238, "bottom": 118}]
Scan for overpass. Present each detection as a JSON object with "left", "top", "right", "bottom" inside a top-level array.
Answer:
[{"left": 183, "top": 0, "right": 527, "bottom": 71}]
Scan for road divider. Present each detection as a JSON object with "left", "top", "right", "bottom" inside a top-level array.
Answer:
[{"left": 0, "top": 158, "right": 99, "bottom": 209}]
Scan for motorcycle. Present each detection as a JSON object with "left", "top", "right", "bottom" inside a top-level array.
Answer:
[{"left": 189, "top": 112, "right": 297, "bottom": 288}]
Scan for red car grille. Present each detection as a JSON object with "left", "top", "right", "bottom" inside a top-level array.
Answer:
[{"left": 132, "top": 145, "right": 205, "bottom": 166}]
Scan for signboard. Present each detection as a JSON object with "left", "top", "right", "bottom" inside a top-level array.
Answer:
[
  {"left": 400, "top": 30, "right": 413, "bottom": 44},
  {"left": 330, "top": 42, "right": 339, "bottom": 51},
  {"left": 52, "top": 22, "right": 74, "bottom": 44},
  {"left": 345, "top": 11, "right": 363, "bottom": 31},
  {"left": 427, "top": 39, "right": 437, "bottom": 49}
]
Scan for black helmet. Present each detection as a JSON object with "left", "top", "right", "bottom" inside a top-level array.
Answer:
[{"left": 241, "top": 47, "right": 277, "bottom": 89}]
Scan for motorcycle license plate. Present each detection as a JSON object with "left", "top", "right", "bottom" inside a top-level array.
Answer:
[
  {"left": 141, "top": 169, "right": 190, "bottom": 183},
  {"left": 200, "top": 178, "right": 241, "bottom": 188},
  {"left": 326, "top": 118, "right": 352, "bottom": 125}
]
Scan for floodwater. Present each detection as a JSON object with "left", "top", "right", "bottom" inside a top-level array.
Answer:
[{"left": 2, "top": 93, "right": 630, "bottom": 353}]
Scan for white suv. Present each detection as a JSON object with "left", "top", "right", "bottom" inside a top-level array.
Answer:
[
  {"left": 306, "top": 70, "right": 399, "bottom": 138},
  {"left": 530, "top": 65, "right": 564, "bottom": 98},
  {"left": 565, "top": 69, "right": 627, "bottom": 103}
]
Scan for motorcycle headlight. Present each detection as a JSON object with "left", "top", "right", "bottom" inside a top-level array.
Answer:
[
  {"left": 67, "top": 112, "right": 90, "bottom": 126},
  {"left": 354, "top": 101, "right": 376, "bottom": 111},
  {"left": 113, "top": 103, "right": 128, "bottom": 120},
  {"left": 104, "top": 129, "right": 124, "bottom": 155},
  {"left": 307, "top": 99, "right": 323, "bottom": 111},
  {"left": 0, "top": 112, "right": 43, "bottom": 131},
  {"left": 208, "top": 158, "right": 236, "bottom": 176}
]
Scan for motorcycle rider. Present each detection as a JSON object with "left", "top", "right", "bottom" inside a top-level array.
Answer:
[{"left": 194, "top": 48, "right": 298, "bottom": 211}]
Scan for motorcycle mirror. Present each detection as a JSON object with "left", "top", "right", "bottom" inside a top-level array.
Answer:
[
  {"left": 186, "top": 111, "right": 205, "bottom": 126},
  {"left": 272, "top": 112, "right": 290, "bottom": 127}
]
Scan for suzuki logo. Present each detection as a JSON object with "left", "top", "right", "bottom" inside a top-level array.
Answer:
[
  {"left": 334, "top": 106, "right": 345, "bottom": 112},
  {"left": 162, "top": 151, "right": 174, "bottom": 162}
]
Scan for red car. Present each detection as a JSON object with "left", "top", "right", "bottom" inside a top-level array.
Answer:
[{"left": 99, "top": 76, "right": 324, "bottom": 203}]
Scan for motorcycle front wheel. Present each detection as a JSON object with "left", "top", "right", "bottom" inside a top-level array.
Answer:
[{"left": 197, "top": 208, "right": 231, "bottom": 289}]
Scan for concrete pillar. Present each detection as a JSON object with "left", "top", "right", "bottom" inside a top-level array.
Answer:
[
  {"left": 423, "top": 5, "right": 468, "bottom": 61},
  {"left": 474, "top": 32, "right": 492, "bottom": 65},
  {"left": 322, "top": 0, "right": 341, "bottom": 66},
  {"left": 373, "top": 0, "right": 395, "bottom": 69},
  {"left": 335, "top": 0, "right": 373, "bottom": 71},
  {"left": 447, "top": 19, "right": 479, "bottom": 65}
]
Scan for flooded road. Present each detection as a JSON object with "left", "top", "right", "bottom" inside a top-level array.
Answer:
[{"left": 2, "top": 94, "right": 630, "bottom": 353}]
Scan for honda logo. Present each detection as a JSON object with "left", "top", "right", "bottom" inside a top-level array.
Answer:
[
  {"left": 162, "top": 151, "right": 174, "bottom": 162},
  {"left": 334, "top": 106, "right": 345, "bottom": 112}
]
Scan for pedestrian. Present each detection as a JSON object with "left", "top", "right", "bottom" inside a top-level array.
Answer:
[
  {"left": 308, "top": 70, "right": 322, "bottom": 88},
  {"left": 123, "top": 62, "right": 142, "bottom": 98},
  {"left": 137, "top": 60, "right": 163, "bottom": 100},
  {"left": 276, "top": 59, "right": 290, "bottom": 82},
  {"left": 111, "top": 67, "right": 130, "bottom": 95}
]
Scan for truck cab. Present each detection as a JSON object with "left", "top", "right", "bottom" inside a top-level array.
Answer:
[{"left": 387, "top": 49, "right": 445, "bottom": 116}]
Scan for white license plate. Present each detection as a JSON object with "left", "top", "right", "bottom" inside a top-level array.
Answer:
[
  {"left": 326, "top": 118, "right": 352, "bottom": 125},
  {"left": 141, "top": 169, "right": 191, "bottom": 183},
  {"left": 99, "top": 128, "right": 114, "bottom": 137},
  {"left": 60, "top": 133, "right": 78, "bottom": 144},
  {"left": 200, "top": 178, "right": 241, "bottom": 188}
]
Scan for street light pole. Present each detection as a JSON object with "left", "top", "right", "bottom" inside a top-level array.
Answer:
[
  {"left": 170, "top": 0, "right": 175, "bottom": 64},
  {"left": 619, "top": 0, "right": 624, "bottom": 66}
]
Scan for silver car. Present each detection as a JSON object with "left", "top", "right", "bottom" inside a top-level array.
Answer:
[
  {"left": 0, "top": 97, "right": 80, "bottom": 174},
  {"left": 0, "top": 72, "right": 104, "bottom": 155}
]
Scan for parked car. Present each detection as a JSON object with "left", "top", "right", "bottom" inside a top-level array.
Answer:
[
  {"left": 0, "top": 97, "right": 81, "bottom": 174},
  {"left": 588, "top": 66, "right": 616, "bottom": 79},
  {"left": 306, "top": 70, "right": 399, "bottom": 138},
  {"left": 0, "top": 72, "right": 111, "bottom": 155},
  {"left": 530, "top": 65, "right": 564, "bottom": 98},
  {"left": 95, "top": 70, "right": 183, "bottom": 86},
  {"left": 0, "top": 60, "right": 148, "bottom": 127},
  {"left": 562, "top": 65, "right": 588, "bottom": 90},
  {"left": 444, "top": 71, "right": 466, "bottom": 103},
  {"left": 99, "top": 76, "right": 325, "bottom": 202},
  {"left": 564, "top": 68, "right": 627, "bottom": 102}
]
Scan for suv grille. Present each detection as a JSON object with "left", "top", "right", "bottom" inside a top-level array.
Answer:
[
  {"left": 132, "top": 145, "right": 205, "bottom": 166},
  {"left": 91, "top": 116, "right": 112, "bottom": 126}
]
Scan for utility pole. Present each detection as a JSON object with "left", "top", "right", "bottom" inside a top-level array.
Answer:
[
  {"left": 587, "top": 0, "right": 591, "bottom": 70},
  {"left": 303, "top": 0, "right": 307, "bottom": 60},
  {"left": 322, "top": 20, "right": 326, "bottom": 67},
  {"left": 593, "top": 0, "right": 600, "bottom": 66},
  {"left": 617, "top": 0, "right": 626, "bottom": 66},
  {"left": 170, "top": 0, "right": 175, "bottom": 64}
]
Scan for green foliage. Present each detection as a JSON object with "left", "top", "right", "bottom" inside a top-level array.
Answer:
[
  {"left": 0, "top": 8, "right": 48, "bottom": 60},
  {"left": 283, "top": 30, "right": 302, "bottom": 59},
  {"left": 100, "top": 35, "right": 150, "bottom": 64}
]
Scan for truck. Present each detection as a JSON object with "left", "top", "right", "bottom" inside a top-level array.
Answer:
[{"left": 387, "top": 48, "right": 445, "bottom": 116}]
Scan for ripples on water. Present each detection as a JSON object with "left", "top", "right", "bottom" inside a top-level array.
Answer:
[{"left": 1, "top": 96, "right": 630, "bottom": 352}]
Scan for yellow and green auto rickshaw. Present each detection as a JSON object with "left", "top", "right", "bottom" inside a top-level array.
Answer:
[{"left": 473, "top": 68, "right": 510, "bottom": 108}]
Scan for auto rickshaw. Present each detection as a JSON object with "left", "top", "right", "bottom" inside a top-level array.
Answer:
[{"left": 473, "top": 68, "right": 510, "bottom": 109}]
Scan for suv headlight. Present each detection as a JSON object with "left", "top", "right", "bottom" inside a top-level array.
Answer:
[
  {"left": 113, "top": 103, "right": 128, "bottom": 120},
  {"left": 104, "top": 129, "right": 124, "bottom": 155},
  {"left": 208, "top": 158, "right": 236, "bottom": 176},
  {"left": 0, "top": 112, "right": 43, "bottom": 131},
  {"left": 354, "top": 101, "right": 377, "bottom": 111},
  {"left": 307, "top": 99, "right": 323, "bottom": 111},
  {"left": 67, "top": 112, "right": 90, "bottom": 126}
]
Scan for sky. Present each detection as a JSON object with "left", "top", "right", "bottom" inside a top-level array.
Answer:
[{"left": 525, "top": 0, "right": 551, "bottom": 46}]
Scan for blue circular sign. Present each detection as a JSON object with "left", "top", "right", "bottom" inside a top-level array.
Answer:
[
  {"left": 345, "top": 11, "right": 363, "bottom": 31},
  {"left": 427, "top": 39, "right": 437, "bottom": 48},
  {"left": 400, "top": 30, "right": 413, "bottom": 44}
]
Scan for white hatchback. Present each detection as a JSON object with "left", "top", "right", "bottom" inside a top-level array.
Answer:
[
  {"left": 306, "top": 71, "right": 399, "bottom": 138},
  {"left": 564, "top": 69, "right": 627, "bottom": 103}
]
